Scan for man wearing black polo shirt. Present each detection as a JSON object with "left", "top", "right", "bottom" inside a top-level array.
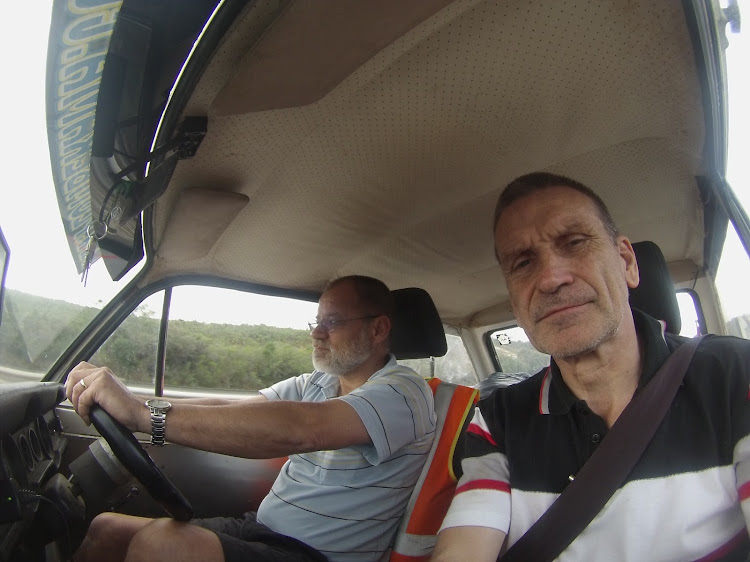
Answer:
[{"left": 433, "top": 173, "right": 750, "bottom": 561}]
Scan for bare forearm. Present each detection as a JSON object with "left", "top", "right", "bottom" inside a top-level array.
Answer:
[
  {"left": 161, "top": 401, "right": 309, "bottom": 457},
  {"left": 141, "top": 399, "right": 369, "bottom": 459},
  {"left": 432, "top": 527, "right": 505, "bottom": 562},
  {"left": 66, "top": 363, "right": 368, "bottom": 459}
]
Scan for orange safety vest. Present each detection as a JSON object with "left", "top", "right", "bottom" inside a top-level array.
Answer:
[{"left": 390, "top": 378, "right": 479, "bottom": 561}]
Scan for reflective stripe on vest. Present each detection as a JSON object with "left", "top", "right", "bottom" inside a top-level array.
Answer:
[{"left": 390, "top": 379, "right": 479, "bottom": 561}]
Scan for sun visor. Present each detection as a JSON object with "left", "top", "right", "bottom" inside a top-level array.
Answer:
[
  {"left": 46, "top": 0, "right": 220, "bottom": 280},
  {"left": 46, "top": 0, "right": 124, "bottom": 275}
]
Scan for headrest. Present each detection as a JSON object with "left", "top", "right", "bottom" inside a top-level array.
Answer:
[
  {"left": 629, "top": 241, "right": 681, "bottom": 334},
  {"left": 390, "top": 287, "right": 447, "bottom": 359}
]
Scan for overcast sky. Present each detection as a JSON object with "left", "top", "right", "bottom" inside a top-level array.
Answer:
[{"left": 0, "top": 1, "right": 748, "bottom": 328}]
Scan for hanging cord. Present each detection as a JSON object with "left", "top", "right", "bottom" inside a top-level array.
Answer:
[
  {"left": 80, "top": 220, "right": 108, "bottom": 286},
  {"left": 17, "top": 489, "right": 72, "bottom": 557},
  {"left": 81, "top": 142, "right": 179, "bottom": 284},
  {"left": 80, "top": 113, "right": 205, "bottom": 284},
  {"left": 97, "top": 180, "right": 134, "bottom": 225}
]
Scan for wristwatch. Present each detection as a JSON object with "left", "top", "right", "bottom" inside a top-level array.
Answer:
[{"left": 145, "top": 399, "right": 172, "bottom": 446}]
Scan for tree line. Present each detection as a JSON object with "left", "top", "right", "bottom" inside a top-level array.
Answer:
[{"left": 0, "top": 289, "right": 313, "bottom": 392}]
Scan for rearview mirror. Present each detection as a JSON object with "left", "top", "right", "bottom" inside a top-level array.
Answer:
[{"left": 0, "top": 226, "right": 9, "bottom": 325}]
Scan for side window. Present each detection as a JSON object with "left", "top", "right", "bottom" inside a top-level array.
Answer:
[
  {"left": 90, "top": 291, "right": 164, "bottom": 387},
  {"left": 675, "top": 290, "right": 704, "bottom": 338},
  {"left": 400, "top": 331, "right": 478, "bottom": 387},
  {"left": 488, "top": 326, "right": 549, "bottom": 375},
  {"left": 165, "top": 286, "right": 317, "bottom": 394},
  {"left": 715, "top": 222, "right": 750, "bottom": 339},
  {"left": 91, "top": 286, "right": 318, "bottom": 396},
  {"left": 88, "top": 286, "right": 485, "bottom": 393}
]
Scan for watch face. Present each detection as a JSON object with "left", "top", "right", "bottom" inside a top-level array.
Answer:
[{"left": 147, "top": 399, "right": 172, "bottom": 410}]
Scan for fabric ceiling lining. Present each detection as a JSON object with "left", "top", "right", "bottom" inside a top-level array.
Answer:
[{"left": 149, "top": 0, "right": 706, "bottom": 326}]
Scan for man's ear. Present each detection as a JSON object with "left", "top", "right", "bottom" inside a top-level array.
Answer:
[
  {"left": 617, "top": 236, "right": 640, "bottom": 289},
  {"left": 372, "top": 315, "right": 391, "bottom": 345}
]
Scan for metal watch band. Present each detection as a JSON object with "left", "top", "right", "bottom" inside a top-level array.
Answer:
[
  {"left": 150, "top": 412, "right": 167, "bottom": 446},
  {"left": 146, "top": 399, "right": 171, "bottom": 446}
]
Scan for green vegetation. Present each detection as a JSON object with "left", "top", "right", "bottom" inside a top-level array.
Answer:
[
  {"left": 0, "top": 289, "right": 313, "bottom": 392},
  {"left": 0, "top": 289, "right": 100, "bottom": 373}
]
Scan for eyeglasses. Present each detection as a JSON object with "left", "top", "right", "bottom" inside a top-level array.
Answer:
[{"left": 308, "top": 315, "right": 379, "bottom": 333}]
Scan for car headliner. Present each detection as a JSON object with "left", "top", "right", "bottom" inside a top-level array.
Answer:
[{"left": 63, "top": 0, "right": 733, "bottom": 327}]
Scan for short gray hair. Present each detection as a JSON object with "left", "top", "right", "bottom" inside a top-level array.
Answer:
[
  {"left": 493, "top": 172, "right": 620, "bottom": 241},
  {"left": 324, "top": 275, "right": 394, "bottom": 320}
]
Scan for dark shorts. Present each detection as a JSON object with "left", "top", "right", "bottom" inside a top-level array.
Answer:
[{"left": 192, "top": 512, "right": 328, "bottom": 562}]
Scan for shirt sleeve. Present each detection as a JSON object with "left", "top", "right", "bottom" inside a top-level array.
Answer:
[
  {"left": 338, "top": 366, "right": 435, "bottom": 465},
  {"left": 259, "top": 373, "right": 312, "bottom": 401},
  {"left": 439, "top": 401, "right": 512, "bottom": 533}
]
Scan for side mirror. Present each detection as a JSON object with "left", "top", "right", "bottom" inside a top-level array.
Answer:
[{"left": 0, "top": 226, "right": 9, "bottom": 325}]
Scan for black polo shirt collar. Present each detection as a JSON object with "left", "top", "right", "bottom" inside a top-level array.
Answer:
[{"left": 539, "top": 308, "right": 671, "bottom": 415}]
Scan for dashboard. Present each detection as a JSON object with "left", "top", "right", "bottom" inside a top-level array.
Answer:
[{"left": 0, "top": 382, "right": 68, "bottom": 561}]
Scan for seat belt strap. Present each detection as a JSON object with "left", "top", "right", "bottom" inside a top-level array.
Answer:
[{"left": 500, "top": 335, "right": 704, "bottom": 562}]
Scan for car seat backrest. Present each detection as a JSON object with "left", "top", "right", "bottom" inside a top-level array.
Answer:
[
  {"left": 629, "top": 240, "right": 681, "bottom": 334},
  {"left": 390, "top": 378, "right": 478, "bottom": 561},
  {"left": 385, "top": 287, "right": 477, "bottom": 560},
  {"left": 390, "top": 287, "right": 448, "bottom": 359}
]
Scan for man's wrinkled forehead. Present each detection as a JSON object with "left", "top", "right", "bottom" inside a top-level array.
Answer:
[
  {"left": 498, "top": 216, "right": 597, "bottom": 258},
  {"left": 494, "top": 187, "right": 606, "bottom": 258}
]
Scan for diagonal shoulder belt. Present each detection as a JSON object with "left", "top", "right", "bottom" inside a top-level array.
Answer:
[{"left": 500, "top": 336, "right": 704, "bottom": 562}]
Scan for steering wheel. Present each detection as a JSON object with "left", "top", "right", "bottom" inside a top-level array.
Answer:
[{"left": 89, "top": 404, "right": 193, "bottom": 521}]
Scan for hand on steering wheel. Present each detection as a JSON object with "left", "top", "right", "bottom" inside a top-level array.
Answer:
[{"left": 89, "top": 404, "right": 193, "bottom": 521}]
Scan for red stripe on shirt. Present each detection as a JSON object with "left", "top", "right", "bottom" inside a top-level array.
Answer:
[
  {"left": 456, "top": 479, "right": 510, "bottom": 495},
  {"left": 738, "top": 481, "right": 750, "bottom": 501},
  {"left": 694, "top": 529, "right": 749, "bottom": 561},
  {"left": 466, "top": 423, "right": 497, "bottom": 446}
]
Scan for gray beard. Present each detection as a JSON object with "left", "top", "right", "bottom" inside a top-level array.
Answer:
[{"left": 312, "top": 326, "right": 373, "bottom": 376}]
